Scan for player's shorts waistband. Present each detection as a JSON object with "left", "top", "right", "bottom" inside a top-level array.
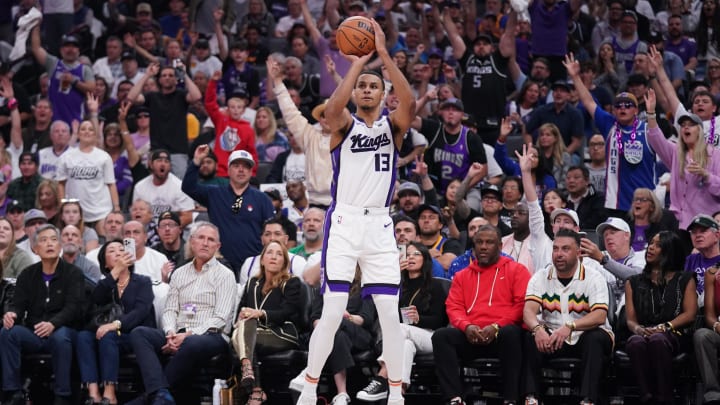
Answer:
[{"left": 333, "top": 202, "right": 390, "bottom": 216}]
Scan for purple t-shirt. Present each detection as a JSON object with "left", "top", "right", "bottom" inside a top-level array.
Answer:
[
  {"left": 632, "top": 224, "right": 649, "bottom": 251},
  {"left": 315, "top": 36, "right": 351, "bottom": 98},
  {"left": 664, "top": 38, "right": 697, "bottom": 66},
  {"left": 529, "top": 0, "right": 572, "bottom": 56},
  {"left": 685, "top": 253, "right": 720, "bottom": 294}
]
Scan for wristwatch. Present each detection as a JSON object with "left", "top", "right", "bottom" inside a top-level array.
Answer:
[
  {"left": 564, "top": 320, "right": 576, "bottom": 331},
  {"left": 600, "top": 253, "right": 609, "bottom": 266},
  {"left": 6, "top": 98, "right": 17, "bottom": 110}
]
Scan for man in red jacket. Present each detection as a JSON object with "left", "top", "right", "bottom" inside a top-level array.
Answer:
[{"left": 432, "top": 224, "right": 531, "bottom": 405}]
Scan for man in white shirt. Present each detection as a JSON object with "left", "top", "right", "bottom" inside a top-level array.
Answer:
[
  {"left": 92, "top": 36, "right": 124, "bottom": 84},
  {"left": 38, "top": 121, "right": 73, "bottom": 180},
  {"left": 132, "top": 150, "right": 195, "bottom": 227},
  {"left": 111, "top": 49, "right": 145, "bottom": 98}
]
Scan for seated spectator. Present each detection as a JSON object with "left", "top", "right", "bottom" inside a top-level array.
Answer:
[
  {"left": 21, "top": 98, "right": 53, "bottom": 155},
  {"left": 7, "top": 202, "right": 26, "bottom": 244},
  {"left": 534, "top": 123, "right": 574, "bottom": 190},
  {"left": 695, "top": 255, "right": 720, "bottom": 404},
  {"left": 585, "top": 134, "right": 608, "bottom": 194},
  {"left": 496, "top": 119, "right": 557, "bottom": 197},
  {"left": 646, "top": 97, "right": 720, "bottom": 228},
  {"left": 522, "top": 229, "right": 613, "bottom": 405},
  {"left": 289, "top": 207, "right": 325, "bottom": 258},
  {"left": 626, "top": 188, "right": 679, "bottom": 252},
  {"left": 102, "top": 123, "right": 133, "bottom": 204},
  {"left": 685, "top": 215, "right": 720, "bottom": 296},
  {"left": 581, "top": 217, "right": 646, "bottom": 306},
  {"left": 154, "top": 211, "right": 190, "bottom": 269},
  {"left": 565, "top": 166, "right": 607, "bottom": 230},
  {"left": 239, "top": 218, "right": 307, "bottom": 295},
  {"left": 129, "top": 199, "right": 158, "bottom": 247},
  {"left": 433, "top": 225, "right": 530, "bottom": 405},
  {"left": 541, "top": 189, "right": 568, "bottom": 239},
  {"left": 395, "top": 182, "right": 424, "bottom": 220},
  {"left": 232, "top": 240, "right": 304, "bottom": 404},
  {"left": 501, "top": 202, "right": 537, "bottom": 273},
  {"left": 626, "top": 231, "right": 696, "bottom": 402},
  {"left": 0, "top": 217, "right": 33, "bottom": 278},
  {"left": 60, "top": 225, "right": 102, "bottom": 283},
  {"left": 57, "top": 200, "right": 99, "bottom": 254},
  {"left": 292, "top": 267, "right": 377, "bottom": 405},
  {"left": 129, "top": 222, "right": 236, "bottom": 404},
  {"left": 87, "top": 211, "right": 126, "bottom": 264},
  {"left": 38, "top": 121, "right": 73, "bottom": 181},
  {"left": 7, "top": 152, "right": 42, "bottom": 212},
  {"left": 76, "top": 240, "right": 156, "bottom": 405},
  {"left": 282, "top": 179, "right": 309, "bottom": 231},
  {"left": 417, "top": 204, "right": 463, "bottom": 274},
  {"left": 16, "top": 209, "right": 46, "bottom": 261},
  {"left": 266, "top": 130, "right": 306, "bottom": 183},
  {"left": 0, "top": 224, "right": 85, "bottom": 405},
  {"left": 254, "top": 106, "right": 289, "bottom": 163}
]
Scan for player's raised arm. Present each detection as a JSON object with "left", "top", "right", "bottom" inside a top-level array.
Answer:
[
  {"left": 324, "top": 45, "right": 374, "bottom": 136},
  {"left": 373, "top": 19, "right": 415, "bottom": 145}
]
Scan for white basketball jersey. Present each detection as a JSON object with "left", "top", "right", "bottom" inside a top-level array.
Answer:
[{"left": 331, "top": 115, "right": 398, "bottom": 208}]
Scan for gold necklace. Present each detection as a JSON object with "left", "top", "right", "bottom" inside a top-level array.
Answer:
[{"left": 117, "top": 276, "right": 129, "bottom": 295}]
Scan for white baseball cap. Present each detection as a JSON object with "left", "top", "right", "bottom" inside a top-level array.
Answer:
[
  {"left": 596, "top": 217, "right": 631, "bottom": 235},
  {"left": 550, "top": 208, "right": 579, "bottom": 226},
  {"left": 228, "top": 150, "right": 255, "bottom": 167}
]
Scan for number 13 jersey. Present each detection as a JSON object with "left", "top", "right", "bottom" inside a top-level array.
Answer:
[{"left": 331, "top": 115, "right": 398, "bottom": 208}]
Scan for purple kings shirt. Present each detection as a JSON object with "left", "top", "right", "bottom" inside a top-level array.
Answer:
[
  {"left": 529, "top": 0, "right": 572, "bottom": 56},
  {"left": 685, "top": 253, "right": 720, "bottom": 295}
]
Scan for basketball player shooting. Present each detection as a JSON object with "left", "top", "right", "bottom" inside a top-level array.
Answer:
[{"left": 295, "top": 19, "right": 416, "bottom": 405}]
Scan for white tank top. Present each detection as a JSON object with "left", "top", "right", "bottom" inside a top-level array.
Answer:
[{"left": 331, "top": 115, "right": 398, "bottom": 208}]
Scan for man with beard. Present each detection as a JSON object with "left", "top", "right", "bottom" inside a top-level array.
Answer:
[
  {"left": 60, "top": 225, "right": 101, "bottom": 283},
  {"left": 522, "top": 228, "right": 613, "bottom": 405},
  {"left": 154, "top": 211, "right": 189, "bottom": 269},
  {"left": 501, "top": 202, "right": 535, "bottom": 273},
  {"left": 132, "top": 150, "right": 195, "bottom": 228},
  {"left": 21, "top": 99, "right": 53, "bottom": 154},
  {"left": 393, "top": 214, "right": 446, "bottom": 278},
  {"left": 289, "top": 207, "right": 325, "bottom": 258},
  {"left": 7, "top": 152, "right": 42, "bottom": 212},
  {"left": 197, "top": 150, "right": 226, "bottom": 186},
  {"left": 30, "top": 29, "right": 95, "bottom": 126},
  {"left": 585, "top": 135, "right": 608, "bottom": 197},
  {"left": 448, "top": 216, "right": 492, "bottom": 279},
  {"left": 86, "top": 211, "right": 125, "bottom": 264},
  {"left": 395, "top": 182, "right": 423, "bottom": 220},
  {"left": 418, "top": 204, "right": 463, "bottom": 273},
  {"left": 282, "top": 179, "right": 309, "bottom": 231},
  {"left": 664, "top": 14, "right": 698, "bottom": 72},
  {"left": 433, "top": 225, "right": 530, "bottom": 405},
  {"left": 565, "top": 166, "right": 607, "bottom": 230},
  {"left": 409, "top": 98, "right": 488, "bottom": 194},
  {"left": 684, "top": 215, "right": 720, "bottom": 296},
  {"left": 481, "top": 184, "right": 512, "bottom": 236}
]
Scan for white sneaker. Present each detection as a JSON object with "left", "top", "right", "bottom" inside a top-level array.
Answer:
[
  {"left": 331, "top": 392, "right": 351, "bottom": 405},
  {"left": 296, "top": 391, "right": 317, "bottom": 405},
  {"left": 289, "top": 369, "right": 306, "bottom": 392}
]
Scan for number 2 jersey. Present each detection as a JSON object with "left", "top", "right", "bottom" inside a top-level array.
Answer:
[{"left": 331, "top": 115, "right": 398, "bottom": 208}]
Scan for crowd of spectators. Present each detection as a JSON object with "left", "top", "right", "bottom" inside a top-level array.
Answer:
[{"left": 0, "top": 0, "right": 720, "bottom": 403}]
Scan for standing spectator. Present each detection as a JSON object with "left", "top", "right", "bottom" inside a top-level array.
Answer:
[
  {"left": 102, "top": 124, "right": 133, "bottom": 204},
  {"left": 7, "top": 152, "right": 42, "bottom": 212},
  {"left": 611, "top": 11, "right": 644, "bottom": 75},
  {"left": 111, "top": 50, "right": 145, "bottom": 99},
  {"left": 565, "top": 166, "right": 607, "bottom": 230},
  {"left": 21, "top": 98, "right": 53, "bottom": 154},
  {"left": 0, "top": 224, "right": 85, "bottom": 405},
  {"left": 460, "top": 10, "right": 516, "bottom": 146},
  {"left": 664, "top": 15, "right": 699, "bottom": 73},
  {"left": 41, "top": 0, "right": 74, "bottom": 56},
  {"left": 35, "top": 179, "right": 61, "bottom": 225},
  {"left": 694, "top": 0, "right": 720, "bottom": 79},
  {"left": 585, "top": 134, "right": 607, "bottom": 193},
  {"left": 38, "top": 120, "right": 74, "bottom": 181},
  {"left": 695, "top": 250, "right": 720, "bottom": 404},
  {"left": 30, "top": 28, "right": 95, "bottom": 126},
  {"left": 129, "top": 223, "right": 236, "bottom": 405},
  {"left": 591, "top": 0, "right": 624, "bottom": 50},
  {"left": 433, "top": 225, "right": 530, "bottom": 405},
  {"left": 92, "top": 36, "right": 124, "bottom": 84},
  {"left": 188, "top": 37, "right": 223, "bottom": 79},
  {"left": 646, "top": 91, "right": 720, "bottom": 228},
  {"left": 624, "top": 231, "right": 696, "bottom": 404},
  {"left": 132, "top": 150, "right": 195, "bottom": 226},
  {"left": 566, "top": 54, "right": 657, "bottom": 216},
  {"left": 183, "top": 146, "right": 274, "bottom": 277},
  {"left": 127, "top": 62, "right": 203, "bottom": 179},
  {"left": 222, "top": 40, "right": 261, "bottom": 110},
  {"left": 237, "top": 0, "right": 276, "bottom": 38},
  {"left": 254, "top": 106, "right": 289, "bottom": 163},
  {"left": 522, "top": 229, "right": 613, "bottom": 405},
  {"left": 56, "top": 113, "right": 120, "bottom": 230},
  {"left": 684, "top": 214, "right": 720, "bottom": 295},
  {"left": 527, "top": 0, "right": 581, "bottom": 81}
]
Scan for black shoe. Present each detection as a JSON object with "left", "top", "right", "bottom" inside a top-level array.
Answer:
[
  {"left": 53, "top": 395, "right": 73, "bottom": 405},
  {"left": 2, "top": 391, "right": 25, "bottom": 405},
  {"left": 355, "top": 377, "right": 388, "bottom": 401}
]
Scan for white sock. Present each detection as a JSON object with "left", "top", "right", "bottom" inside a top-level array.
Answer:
[{"left": 303, "top": 293, "right": 348, "bottom": 390}]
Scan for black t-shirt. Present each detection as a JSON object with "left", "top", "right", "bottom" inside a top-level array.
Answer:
[
  {"left": 0, "top": 83, "right": 32, "bottom": 144},
  {"left": 419, "top": 118, "right": 487, "bottom": 192},
  {"left": 459, "top": 49, "right": 509, "bottom": 127},
  {"left": 145, "top": 89, "right": 190, "bottom": 154}
]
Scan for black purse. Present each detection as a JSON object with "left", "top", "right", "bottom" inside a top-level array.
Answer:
[{"left": 91, "top": 288, "right": 124, "bottom": 328}]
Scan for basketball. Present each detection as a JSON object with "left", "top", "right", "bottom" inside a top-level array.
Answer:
[{"left": 336, "top": 16, "right": 376, "bottom": 56}]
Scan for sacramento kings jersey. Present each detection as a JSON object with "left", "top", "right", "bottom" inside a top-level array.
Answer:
[{"left": 331, "top": 115, "right": 397, "bottom": 208}]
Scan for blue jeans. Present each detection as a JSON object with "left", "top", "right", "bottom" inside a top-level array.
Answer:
[
  {"left": 0, "top": 325, "right": 77, "bottom": 395},
  {"left": 129, "top": 326, "right": 228, "bottom": 394},
  {"left": 76, "top": 330, "right": 133, "bottom": 384}
]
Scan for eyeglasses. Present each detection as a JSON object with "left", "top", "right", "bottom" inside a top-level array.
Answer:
[
  {"left": 633, "top": 197, "right": 651, "bottom": 203},
  {"left": 61, "top": 198, "right": 80, "bottom": 203},
  {"left": 589, "top": 141, "right": 606, "bottom": 148},
  {"left": 232, "top": 196, "right": 244, "bottom": 213},
  {"left": 614, "top": 102, "right": 636, "bottom": 109},
  {"left": 503, "top": 185, "right": 519, "bottom": 190},
  {"left": 137, "top": 113, "right": 150, "bottom": 118},
  {"left": 709, "top": 66, "right": 720, "bottom": 71}
]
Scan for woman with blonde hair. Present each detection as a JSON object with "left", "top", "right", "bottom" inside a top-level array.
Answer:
[
  {"left": 645, "top": 88, "right": 720, "bottom": 228},
  {"left": 535, "top": 123, "right": 573, "bottom": 190},
  {"left": 254, "top": 106, "right": 289, "bottom": 163},
  {"left": 58, "top": 200, "right": 100, "bottom": 253},
  {"left": 35, "top": 179, "right": 61, "bottom": 224},
  {"left": 626, "top": 188, "right": 679, "bottom": 252},
  {"left": 232, "top": 240, "right": 304, "bottom": 404}
]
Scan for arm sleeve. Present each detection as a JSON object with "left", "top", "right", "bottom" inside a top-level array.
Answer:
[
  {"left": 497, "top": 265, "right": 531, "bottom": 327},
  {"left": 493, "top": 142, "right": 520, "bottom": 176},
  {"left": 181, "top": 161, "right": 210, "bottom": 207},
  {"left": 603, "top": 256, "right": 643, "bottom": 281},
  {"left": 416, "top": 281, "right": 448, "bottom": 330},
  {"left": 189, "top": 268, "right": 237, "bottom": 335},
  {"left": 446, "top": 273, "right": 471, "bottom": 332},
  {"left": 646, "top": 126, "right": 675, "bottom": 168},
  {"left": 264, "top": 277, "right": 303, "bottom": 326},
  {"left": 467, "top": 132, "right": 488, "bottom": 164},
  {"left": 49, "top": 267, "right": 86, "bottom": 328}
]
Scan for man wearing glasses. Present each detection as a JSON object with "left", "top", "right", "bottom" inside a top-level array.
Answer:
[
  {"left": 566, "top": 54, "right": 658, "bottom": 218},
  {"left": 182, "top": 147, "right": 274, "bottom": 281}
]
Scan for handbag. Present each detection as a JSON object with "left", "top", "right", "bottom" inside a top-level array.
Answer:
[{"left": 91, "top": 288, "right": 123, "bottom": 328}]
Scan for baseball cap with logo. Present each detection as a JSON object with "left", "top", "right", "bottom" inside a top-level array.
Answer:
[
  {"left": 551, "top": 208, "right": 580, "bottom": 226},
  {"left": 596, "top": 217, "right": 631, "bottom": 235},
  {"left": 687, "top": 214, "right": 720, "bottom": 231},
  {"left": 7, "top": 200, "right": 22, "bottom": 213},
  {"left": 228, "top": 150, "right": 255, "bottom": 167}
]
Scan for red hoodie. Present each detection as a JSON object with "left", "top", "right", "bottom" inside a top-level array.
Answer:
[
  {"left": 446, "top": 255, "right": 531, "bottom": 332},
  {"left": 205, "top": 79, "right": 258, "bottom": 177}
]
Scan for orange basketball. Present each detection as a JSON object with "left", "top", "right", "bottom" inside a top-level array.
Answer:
[{"left": 336, "top": 16, "right": 376, "bottom": 56}]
